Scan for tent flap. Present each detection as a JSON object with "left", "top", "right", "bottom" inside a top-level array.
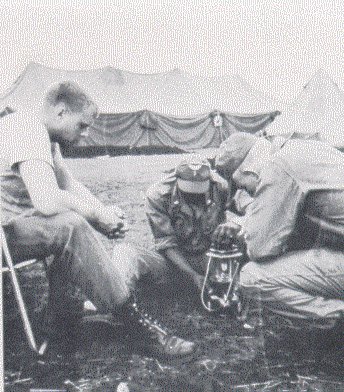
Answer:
[
  {"left": 0, "top": 62, "right": 282, "bottom": 151},
  {"left": 78, "top": 110, "right": 280, "bottom": 150}
]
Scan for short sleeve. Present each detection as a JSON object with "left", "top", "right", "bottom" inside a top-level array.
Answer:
[
  {"left": 146, "top": 183, "right": 179, "bottom": 252},
  {"left": 1, "top": 112, "right": 53, "bottom": 171}
]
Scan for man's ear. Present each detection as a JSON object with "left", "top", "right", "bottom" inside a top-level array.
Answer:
[{"left": 53, "top": 102, "right": 67, "bottom": 118}]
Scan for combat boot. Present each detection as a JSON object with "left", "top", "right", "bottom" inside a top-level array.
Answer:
[{"left": 120, "top": 298, "right": 196, "bottom": 359}]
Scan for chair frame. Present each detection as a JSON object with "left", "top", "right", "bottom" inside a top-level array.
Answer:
[{"left": 1, "top": 226, "right": 39, "bottom": 353}]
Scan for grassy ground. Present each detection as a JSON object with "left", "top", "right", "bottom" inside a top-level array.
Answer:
[{"left": 3, "top": 153, "right": 344, "bottom": 391}]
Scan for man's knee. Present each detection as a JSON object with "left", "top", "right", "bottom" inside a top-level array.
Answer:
[
  {"left": 3, "top": 212, "right": 91, "bottom": 261},
  {"left": 44, "top": 212, "right": 92, "bottom": 253},
  {"left": 54, "top": 212, "right": 97, "bottom": 255}
]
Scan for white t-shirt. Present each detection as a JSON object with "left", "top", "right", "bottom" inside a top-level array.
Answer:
[{"left": 0, "top": 110, "right": 53, "bottom": 225}]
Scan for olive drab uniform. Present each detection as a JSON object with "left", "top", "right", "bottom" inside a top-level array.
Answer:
[
  {"left": 143, "top": 170, "right": 229, "bottom": 276},
  {"left": 168, "top": 181, "right": 226, "bottom": 255}
]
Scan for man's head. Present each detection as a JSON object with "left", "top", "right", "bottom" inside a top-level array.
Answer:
[
  {"left": 176, "top": 156, "right": 211, "bottom": 194},
  {"left": 42, "top": 81, "right": 98, "bottom": 144},
  {"left": 215, "top": 133, "right": 260, "bottom": 194}
]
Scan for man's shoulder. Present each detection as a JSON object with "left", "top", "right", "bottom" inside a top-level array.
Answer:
[{"left": 0, "top": 109, "right": 53, "bottom": 170}]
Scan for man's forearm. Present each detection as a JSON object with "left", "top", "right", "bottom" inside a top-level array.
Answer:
[
  {"left": 67, "top": 180, "right": 106, "bottom": 212},
  {"left": 20, "top": 160, "right": 102, "bottom": 221},
  {"left": 42, "top": 189, "right": 105, "bottom": 223},
  {"left": 163, "top": 247, "right": 198, "bottom": 278},
  {"left": 54, "top": 164, "right": 105, "bottom": 211}
]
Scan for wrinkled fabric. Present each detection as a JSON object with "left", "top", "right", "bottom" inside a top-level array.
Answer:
[
  {"left": 240, "top": 248, "right": 344, "bottom": 319},
  {"left": 77, "top": 110, "right": 279, "bottom": 150},
  {"left": 234, "top": 138, "right": 344, "bottom": 319},
  {"left": 242, "top": 139, "right": 344, "bottom": 260},
  {"left": 3, "top": 212, "right": 132, "bottom": 313}
]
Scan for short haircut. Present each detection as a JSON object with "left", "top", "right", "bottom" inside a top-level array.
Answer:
[{"left": 45, "top": 81, "right": 95, "bottom": 113}]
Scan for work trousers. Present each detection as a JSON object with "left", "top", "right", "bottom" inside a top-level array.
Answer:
[
  {"left": 240, "top": 248, "right": 344, "bottom": 319},
  {"left": 3, "top": 212, "right": 137, "bottom": 317},
  {"left": 4, "top": 211, "right": 206, "bottom": 317}
]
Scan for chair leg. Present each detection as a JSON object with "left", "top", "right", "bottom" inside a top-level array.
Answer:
[{"left": 1, "top": 227, "right": 38, "bottom": 353}]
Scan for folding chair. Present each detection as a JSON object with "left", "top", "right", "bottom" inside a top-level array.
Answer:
[{"left": 1, "top": 225, "right": 47, "bottom": 354}]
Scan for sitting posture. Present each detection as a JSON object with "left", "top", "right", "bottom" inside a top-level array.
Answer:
[
  {"left": 214, "top": 132, "right": 344, "bottom": 323},
  {"left": 0, "top": 81, "right": 195, "bottom": 358}
]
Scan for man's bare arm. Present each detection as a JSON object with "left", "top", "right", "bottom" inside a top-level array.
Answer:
[
  {"left": 19, "top": 160, "right": 125, "bottom": 238},
  {"left": 51, "top": 143, "right": 124, "bottom": 218}
]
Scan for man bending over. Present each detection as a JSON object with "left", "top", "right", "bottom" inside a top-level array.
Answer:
[
  {"left": 0, "top": 81, "right": 195, "bottom": 358},
  {"left": 213, "top": 133, "right": 344, "bottom": 323}
]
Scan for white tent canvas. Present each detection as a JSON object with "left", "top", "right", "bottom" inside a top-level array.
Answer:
[
  {"left": 265, "top": 69, "right": 344, "bottom": 148},
  {"left": 0, "top": 62, "right": 281, "bottom": 116}
]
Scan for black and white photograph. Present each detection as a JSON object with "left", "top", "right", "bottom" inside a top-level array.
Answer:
[{"left": 1, "top": 1, "right": 344, "bottom": 391}]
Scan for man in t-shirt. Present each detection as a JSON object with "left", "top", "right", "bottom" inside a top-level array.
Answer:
[{"left": 0, "top": 81, "right": 195, "bottom": 358}]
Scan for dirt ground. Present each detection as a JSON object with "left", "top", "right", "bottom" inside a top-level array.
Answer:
[{"left": 3, "top": 153, "right": 344, "bottom": 391}]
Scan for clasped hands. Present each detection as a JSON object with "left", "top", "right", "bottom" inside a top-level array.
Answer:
[{"left": 95, "top": 205, "right": 129, "bottom": 239}]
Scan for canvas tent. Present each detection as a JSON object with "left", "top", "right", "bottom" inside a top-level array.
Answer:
[
  {"left": 0, "top": 62, "right": 281, "bottom": 151},
  {"left": 265, "top": 69, "right": 344, "bottom": 148}
]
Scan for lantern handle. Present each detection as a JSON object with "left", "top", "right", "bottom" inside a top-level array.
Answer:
[
  {"left": 201, "top": 255, "right": 215, "bottom": 312},
  {"left": 224, "top": 261, "right": 240, "bottom": 303}
]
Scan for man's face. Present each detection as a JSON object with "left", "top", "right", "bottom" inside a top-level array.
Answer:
[{"left": 48, "top": 103, "right": 98, "bottom": 144}]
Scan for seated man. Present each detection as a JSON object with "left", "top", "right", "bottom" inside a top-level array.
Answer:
[
  {"left": 213, "top": 132, "right": 344, "bottom": 322},
  {"left": 145, "top": 156, "right": 229, "bottom": 295},
  {"left": 0, "top": 81, "right": 195, "bottom": 358}
]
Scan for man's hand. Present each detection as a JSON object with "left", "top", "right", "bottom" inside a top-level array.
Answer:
[
  {"left": 212, "top": 221, "right": 242, "bottom": 248},
  {"left": 93, "top": 205, "right": 129, "bottom": 239},
  {"left": 108, "top": 205, "right": 125, "bottom": 220},
  {"left": 95, "top": 219, "right": 128, "bottom": 239}
]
